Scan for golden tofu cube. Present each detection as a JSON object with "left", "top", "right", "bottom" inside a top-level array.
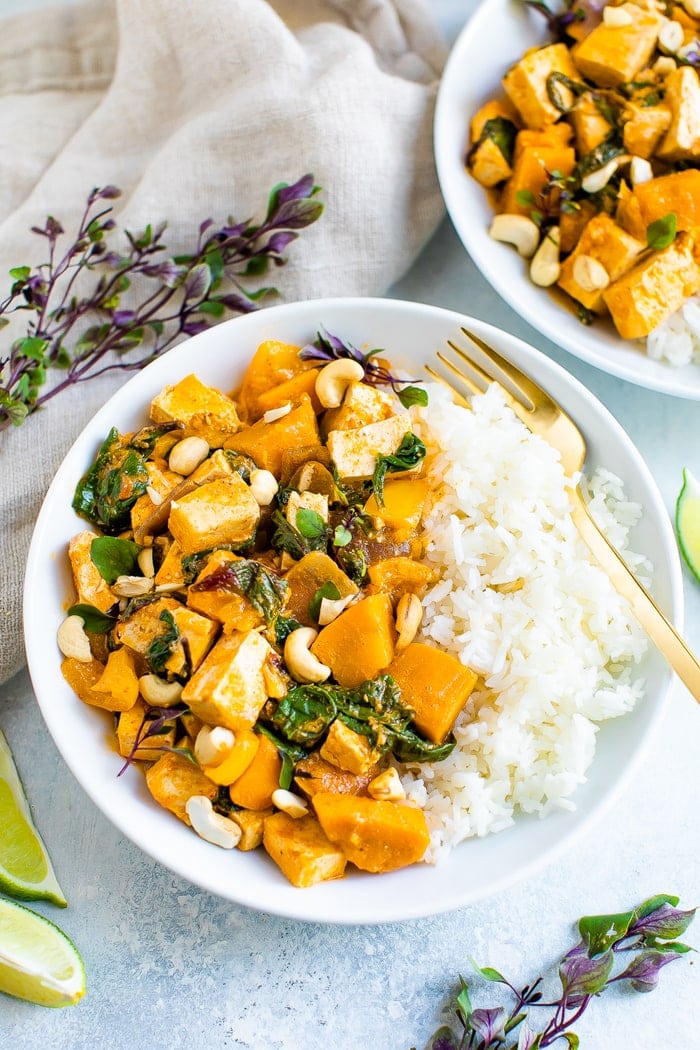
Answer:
[
  {"left": 656, "top": 66, "right": 700, "bottom": 162},
  {"left": 263, "top": 812, "right": 347, "bottom": 887},
  {"left": 320, "top": 719, "right": 380, "bottom": 776},
  {"left": 285, "top": 490, "right": 329, "bottom": 529},
  {"left": 557, "top": 213, "right": 645, "bottom": 313},
  {"left": 229, "top": 807, "right": 271, "bottom": 851},
  {"left": 622, "top": 102, "right": 671, "bottom": 158},
  {"left": 117, "top": 699, "right": 177, "bottom": 762},
  {"left": 502, "top": 43, "right": 580, "bottom": 128},
  {"left": 572, "top": 5, "right": 662, "bottom": 88},
  {"left": 154, "top": 540, "right": 186, "bottom": 588},
  {"left": 168, "top": 475, "right": 260, "bottom": 555},
  {"left": 569, "top": 92, "right": 613, "bottom": 155},
  {"left": 468, "top": 136, "right": 514, "bottom": 188},
  {"left": 130, "top": 462, "right": 180, "bottom": 532},
  {"left": 114, "top": 596, "right": 218, "bottom": 677},
  {"left": 603, "top": 231, "right": 700, "bottom": 339},
  {"left": 327, "top": 412, "right": 415, "bottom": 480},
  {"left": 68, "top": 530, "right": 115, "bottom": 614},
  {"left": 150, "top": 373, "right": 241, "bottom": 447},
  {"left": 181, "top": 629, "right": 273, "bottom": 732},
  {"left": 322, "top": 380, "right": 395, "bottom": 434},
  {"left": 188, "top": 448, "right": 236, "bottom": 486},
  {"left": 186, "top": 549, "right": 263, "bottom": 633},
  {"left": 145, "top": 750, "right": 218, "bottom": 824}
]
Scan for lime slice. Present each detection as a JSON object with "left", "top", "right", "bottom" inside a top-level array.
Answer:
[
  {"left": 676, "top": 467, "right": 700, "bottom": 584},
  {"left": 0, "top": 897, "right": 85, "bottom": 1007},
  {"left": 0, "top": 729, "right": 67, "bottom": 907}
]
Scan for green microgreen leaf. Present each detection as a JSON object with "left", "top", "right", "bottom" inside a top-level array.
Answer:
[
  {"left": 333, "top": 524, "right": 352, "bottom": 548},
  {"left": 66, "top": 602, "right": 117, "bottom": 633},
  {"left": 397, "top": 384, "right": 428, "bottom": 409},
  {"left": 90, "top": 536, "right": 141, "bottom": 584},
  {"left": 295, "top": 508, "right": 327, "bottom": 540},
  {"left": 308, "top": 581, "right": 341, "bottom": 622},
  {"left": 646, "top": 212, "right": 677, "bottom": 250}
]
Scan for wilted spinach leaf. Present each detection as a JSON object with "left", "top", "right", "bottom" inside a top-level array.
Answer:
[
  {"left": 90, "top": 536, "right": 141, "bottom": 584},
  {"left": 72, "top": 427, "right": 150, "bottom": 534}
]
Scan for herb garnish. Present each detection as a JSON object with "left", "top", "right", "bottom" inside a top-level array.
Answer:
[
  {"left": 428, "top": 893, "right": 695, "bottom": 1049},
  {"left": 372, "top": 432, "right": 427, "bottom": 505},
  {"left": 145, "top": 610, "right": 181, "bottom": 675},
  {"left": 89, "top": 536, "right": 141, "bottom": 584},
  {"left": 72, "top": 427, "right": 151, "bottom": 533},
  {"left": 190, "top": 558, "right": 287, "bottom": 627},
  {"left": 0, "top": 176, "right": 323, "bottom": 429},
  {"left": 66, "top": 602, "right": 117, "bottom": 633},
  {"left": 646, "top": 212, "right": 677, "bottom": 251}
]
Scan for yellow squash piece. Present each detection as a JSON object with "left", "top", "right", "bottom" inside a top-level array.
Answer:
[
  {"left": 310, "top": 593, "right": 396, "bottom": 687},
  {"left": 145, "top": 750, "right": 218, "bottom": 824},
  {"left": 312, "top": 793, "right": 430, "bottom": 874},
  {"left": 385, "top": 641, "right": 478, "bottom": 743}
]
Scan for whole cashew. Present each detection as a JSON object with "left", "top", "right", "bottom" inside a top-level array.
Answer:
[
  {"left": 315, "top": 359, "right": 365, "bottom": 409},
  {"left": 283, "top": 627, "right": 331, "bottom": 683}
]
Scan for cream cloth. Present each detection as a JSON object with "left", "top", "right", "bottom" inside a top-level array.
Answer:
[{"left": 0, "top": 0, "right": 447, "bottom": 685}]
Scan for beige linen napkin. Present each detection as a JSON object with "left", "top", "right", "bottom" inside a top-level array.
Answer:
[{"left": 0, "top": 0, "right": 447, "bottom": 685}]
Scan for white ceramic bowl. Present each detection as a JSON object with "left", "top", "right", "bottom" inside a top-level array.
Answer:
[
  {"left": 434, "top": 0, "right": 700, "bottom": 399},
  {"left": 24, "top": 297, "right": 682, "bottom": 924}
]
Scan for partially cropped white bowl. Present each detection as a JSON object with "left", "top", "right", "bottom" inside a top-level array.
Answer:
[
  {"left": 24, "top": 297, "right": 682, "bottom": 924},
  {"left": 434, "top": 0, "right": 700, "bottom": 399}
]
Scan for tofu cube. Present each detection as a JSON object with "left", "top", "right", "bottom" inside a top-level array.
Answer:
[
  {"left": 263, "top": 812, "right": 347, "bottom": 887},
  {"left": 603, "top": 231, "right": 700, "bottom": 339},
  {"left": 319, "top": 719, "right": 381, "bottom": 775},
  {"left": 153, "top": 540, "right": 186, "bottom": 588},
  {"left": 285, "top": 490, "right": 329, "bottom": 530},
  {"left": 130, "top": 462, "right": 180, "bottom": 532},
  {"left": 322, "top": 380, "right": 395, "bottom": 434},
  {"left": 150, "top": 373, "right": 241, "bottom": 447},
  {"left": 68, "top": 530, "right": 115, "bottom": 614},
  {"left": 114, "top": 596, "right": 219, "bottom": 677},
  {"left": 569, "top": 92, "right": 613, "bottom": 155},
  {"left": 622, "top": 102, "right": 672, "bottom": 159},
  {"left": 181, "top": 629, "right": 273, "bottom": 732},
  {"left": 326, "top": 412, "right": 415, "bottom": 480},
  {"left": 656, "top": 66, "right": 700, "bottom": 162},
  {"left": 557, "top": 213, "right": 645, "bottom": 313},
  {"left": 572, "top": 5, "right": 662, "bottom": 87},
  {"left": 229, "top": 807, "right": 272, "bottom": 851},
  {"left": 502, "top": 43, "right": 580, "bottom": 128},
  {"left": 168, "top": 474, "right": 260, "bottom": 555},
  {"left": 188, "top": 447, "right": 236, "bottom": 486},
  {"left": 145, "top": 750, "right": 218, "bottom": 824}
]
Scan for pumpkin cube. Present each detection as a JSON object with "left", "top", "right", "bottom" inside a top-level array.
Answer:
[
  {"left": 150, "top": 373, "right": 241, "bottom": 447},
  {"left": 181, "top": 630, "right": 273, "bottom": 732},
  {"left": 310, "top": 593, "right": 396, "bottom": 687},
  {"left": 385, "top": 642, "right": 478, "bottom": 743},
  {"left": 224, "top": 397, "right": 321, "bottom": 477},
  {"left": 228, "top": 734, "right": 283, "bottom": 810},
  {"left": 186, "top": 549, "right": 263, "bottom": 632},
  {"left": 312, "top": 793, "right": 430, "bottom": 874},
  {"left": 284, "top": 551, "right": 358, "bottom": 627},
  {"left": 499, "top": 143, "right": 576, "bottom": 217},
  {"left": 90, "top": 646, "right": 140, "bottom": 712},
  {"left": 168, "top": 474, "right": 259, "bottom": 555},
  {"left": 117, "top": 699, "right": 177, "bottom": 762},
  {"left": 235, "top": 340, "right": 311, "bottom": 421},
  {"left": 364, "top": 477, "right": 429, "bottom": 534}
]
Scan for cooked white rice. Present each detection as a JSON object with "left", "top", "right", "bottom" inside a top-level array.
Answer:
[
  {"left": 403, "top": 383, "right": 650, "bottom": 862},
  {"left": 646, "top": 293, "right": 700, "bottom": 366}
]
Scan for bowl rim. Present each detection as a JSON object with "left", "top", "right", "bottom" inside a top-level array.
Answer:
[
  {"left": 23, "top": 295, "right": 684, "bottom": 923},
  {"left": 433, "top": 0, "right": 700, "bottom": 400}
]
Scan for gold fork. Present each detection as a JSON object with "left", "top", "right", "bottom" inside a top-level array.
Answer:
[{"left": 426, "top": 327, "right": 700, "bottom": 703}]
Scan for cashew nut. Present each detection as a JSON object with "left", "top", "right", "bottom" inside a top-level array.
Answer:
[
  {"left": 271, "top": 788, "right": 309, "bottom": 818},
  {"left": 682, "top": 0, "right": 700, "bottom": 16},
  {"left": 581, "top": 158, "right": 626, "bottom": 194},
  {"left": 653, "top": 55, "right": 677, "bottom": 76},
  {"left": 318, "top": 593, "right": 354, "bottom": 626},
  {"left": 168, "top": 436, "right": 210, "bottom": 476},
  {"left": 262, "top": 402, "right": 291, "bottom": 423},
  {"left": 146, "top": 485, "right": 164, "bottom": 506},
  {"left": 395, "top": 592, "right": 422, "bottom": 650},
  {"left": 111, "top": 575, "right": 155, "bottom": 597},
  {"left": 368, "top": 767, "right": 406, "bottom": 802},
  {"left": 603, "top": 4, "right": 633, "bottom": 25},
  {"left": 488, "top": 214, "right": 540, "bottom": 259},
  {"left": 629, "top": 156, "right": 653, "bottom": 186},
  {"left": 57, "top": 615, "right": 92, "bottom": 663},
  {"left": 572, "top": 254, "right": 610, "bottom": 293},
  {"left": 137, "top": 547, "right": 155, "bottom": 578},
  {"left": 249, "top": 468, "right": 279, "bottom": 506},
  {"left": 314, "top": 359, "right": 365, "bottom": 409},
  {"left": 529, "top": 226, "right": 561, "bottom": 287},
  {"left": 138, "top": 674, "right": 184, "bottom": 707},
  {"left": 185, "top": 796, "right": 242, "bottom": 849},
  {"left": 658, "top": 19, "right": 684, "bottom": 53},
  {"left": 283, "top": 627, "right": 331, "bottom": 683},
  {"left": 194, "top": 725, "right": 235, "bottom": 767}
]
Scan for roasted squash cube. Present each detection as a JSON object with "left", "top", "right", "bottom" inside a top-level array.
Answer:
[
  {"left": 364, "top": 477, "right": 429, "bottom": 534},
  {"left": 310, "top": 593, "right": 396, "bottom": 687},
  {"left": 367, "top": 557, "right": 438, "bottom": 604},
  {"left": 235, "top": 340, "right": 312, "bottom": 421},
  {"left": 168, "top": 474, "right": 259, "bottom": 555},
  {"left": 90, "top": 646, "right": 140, "bottom": 712},
  {"left": 181, "top": 630, "right": 273, "bottom": 732},
  {"left": 284, "top": 551, "right": 358, "bottom": 627},
  {"left": 228, "top": 734, "right": 283, "bottom": 810},
  {"left": 385, "top": 642, "right": 478, "bottom": 743},
  {"left": 293, "top": 752, "right": 377, "bottom": 799},
  {"left": 255, "top": 368, "right": 323, "bottom": 417},
  {"left": 117, "top": 699, "right": 177, "bottom": 762},
  {"left": 186, "top": 549, "right": 263, "bottom": 633},
  {"left": 312, "top": 793, "right": 430, "bottom": 874},
  {"left": 502, "top": 43, "right": 580, "bottom": 128},
  {"left": 615, "top": 168, "right": 700, "bottom": 242},
  {"left": 499, "top": 143, "right": 576, "bottom": 217},
  {"left": 263, "top": 811, "right": 347, "bottom": 887},
  {"left": 224, "top": 396, "right": 321, "bottom": 477},
  {"left": 150, "top": 373, "right": 241, "bottom": 447},
  {"left": 145, "top": 750, "right": 218, "bottom": 824},
  {"left": 60, "top": 656, "right": 106, "bottom": 707}
]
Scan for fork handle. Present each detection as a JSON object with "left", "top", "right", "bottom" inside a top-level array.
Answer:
[{"left": 571, "top": 498, "right": 700, "bottom": 703}]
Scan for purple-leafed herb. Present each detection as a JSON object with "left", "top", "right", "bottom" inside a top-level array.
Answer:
[
  {"left": 520, "top": 0, "right": 604, "bottom": 41},
  {"left": 117, "top": 704, "right": 185, "bottom": 777},
  {"left": 298, "top": 326, "right": 428, "bottom": 409},
  {"left": 0, "top": 176, "right": 323, "bottom": 430},
  {"left": 427, "top": 894, "right": 695, "bottom": 1049}
]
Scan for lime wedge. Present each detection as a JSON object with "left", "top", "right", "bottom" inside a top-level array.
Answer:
[
  {"left": 676, "top": 467, "right": 700, "bottom": 584},
  {"left": 0, "top": 729, "right": 67, "bottom": 907},
  {"left": 0, "top": 897, "right": 85, "bottom": 1007}
]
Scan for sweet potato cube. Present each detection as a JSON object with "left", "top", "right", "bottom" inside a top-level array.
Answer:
[
  {"left": 235, "top": 340, "right": 311, "bottom": 421},
  {"left": 284, "top": 551, "right": 358, "bottom": 627},
  {"left": 602, "top": 231, "right": 700, "bottom": 339},
  {"left": 68, "top": 531, "right": 115, "bottom": 614},
  {"left": 557, "top": 213, "right": 645, "bottom": 313},
  {"left": 168, "top": 474, "right": 259, "bottom": 555},
  {"left": 385, "top": 642, "right": 478, "bottom": 743},
  {"left": 558, "top": 199, "right": 597, "bottom": 255},
  {"left": 326, "top": 412, "right": 415, "bottom": 480},
  {"left": 117, "top": 699, "right": 177, "bottom": 762},
  {"left": 312, "top": 793, "right": 430, "bottom": 874},
  {"left": 502, "top": 43, "right": 579, "bottom": 128},
  {"left": 186, "top": 549, "right": 263, "bottom": 633},
  {"left": 145, "top": 750, "right": 218, "bottom": 824},
  {"left": 364, "top": 478, "right": 429, "bottom": 534},
  {"left": 263, "top": 812, "right": 347, "bottom": 887},
  {"left": 319, "top": 720, "right": 380, "bottom": 775},
  {"left": 572, "top": 5, "right": 662, "bottom": 87},
  {"left": 255, "top": 368, "right": 323, "bottom": 416},
  {"left": 499, "top": 144, "right": 576, "bottom": 216},
  {"left": 201, "top": 728, "right": 259, "bottom": 786},
  {"left": 228, "top": 734, "right": 282, "bottom": 810},
  {"left": 656, "top": 66, "right": 700, "bottom": 162},
  {"left": 622, "top": 102, "right": 671, "bottom": 159},
  {"left": 181, "top": 630, "right": 273, "bottom": 732},
  {"left": 90, "top": 646, "right": 140, "bottom": 712},
  {"left": 150, "top": 373, "right": 241, "bottom": 447},
  {"left": 615, "top": 169, "right": 700, "bottom": 242},
  {"left": 366, "top": 557, "right": 438, "bottom": 604},
  {"left": 310, "top": 593, "right": 396, "bottom": 687},
  {"left": 224, "top": 396, "right": 321, "bottom": 477}
]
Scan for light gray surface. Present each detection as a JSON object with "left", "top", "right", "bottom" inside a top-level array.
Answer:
[{"left": 2, "top": 1, "right": 699, "bottom": 1047}]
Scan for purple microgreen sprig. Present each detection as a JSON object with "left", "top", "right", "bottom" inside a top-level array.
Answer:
[
  {"left": 428, "top": 894, "right": 695, "bottom": 1050},
  {"left": 298, "top": 326, "right": 428, "bottom": 409},
  {"left": 116, "top": 704, "right": 185, "bottom": 777},
  {"left": 0, "top": 175, "right": 323, "bottom": 430}
]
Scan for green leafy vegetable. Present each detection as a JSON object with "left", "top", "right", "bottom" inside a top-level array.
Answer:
[
  {"left": 397, "top": 385, "right": 429, "bottom": 409},
  {"left": 333, "top": 524, "right": 352, "bottom": 548},
  {"left": 271, "top": 508, "right": 328, "bottom": 560},
  {"left": 66, "top": 602, "right": 116, "bottom": 633},
  {"left": 467, "top": 116, "right": 518, "bottom": 165},
  {"left": 146, "top": 610, "right": 181, "bottom": 675},
  {"left": 273, "top": 615, "right": 304, "bottom": 647},
  {"left": 427, "top": 893, "right": 696, "bottom": 1049},
  {"left": 190, "top": 558, "right": 287, "bottom": 626},
  {"left": 646, "top": 212, "right": 677, "bottom": 250},
  {"left": 295, "top": 508, "right": 327, "bottom": 541},
  {"left": 546, "top": 71, "right": 588, "bottom": 113},
  {"left": 90, "top": 536, "right": 141, "bottom": 584},
  {"left": 308, "top": 581, "right": 341, "bottom": 622},
  {"left": 72, "top": 427, "right": 150, "bottom": 534},
  {"left": 372, "top": 432, "right": 427, "bottom": 506}
]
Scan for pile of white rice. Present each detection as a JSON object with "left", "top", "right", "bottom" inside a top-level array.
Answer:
[
  {"left": 402, "top": 383, "right": 650, "bottom": 862},
  {"left": 647, "top": 293, "right": 700, "bottom": 366}
]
